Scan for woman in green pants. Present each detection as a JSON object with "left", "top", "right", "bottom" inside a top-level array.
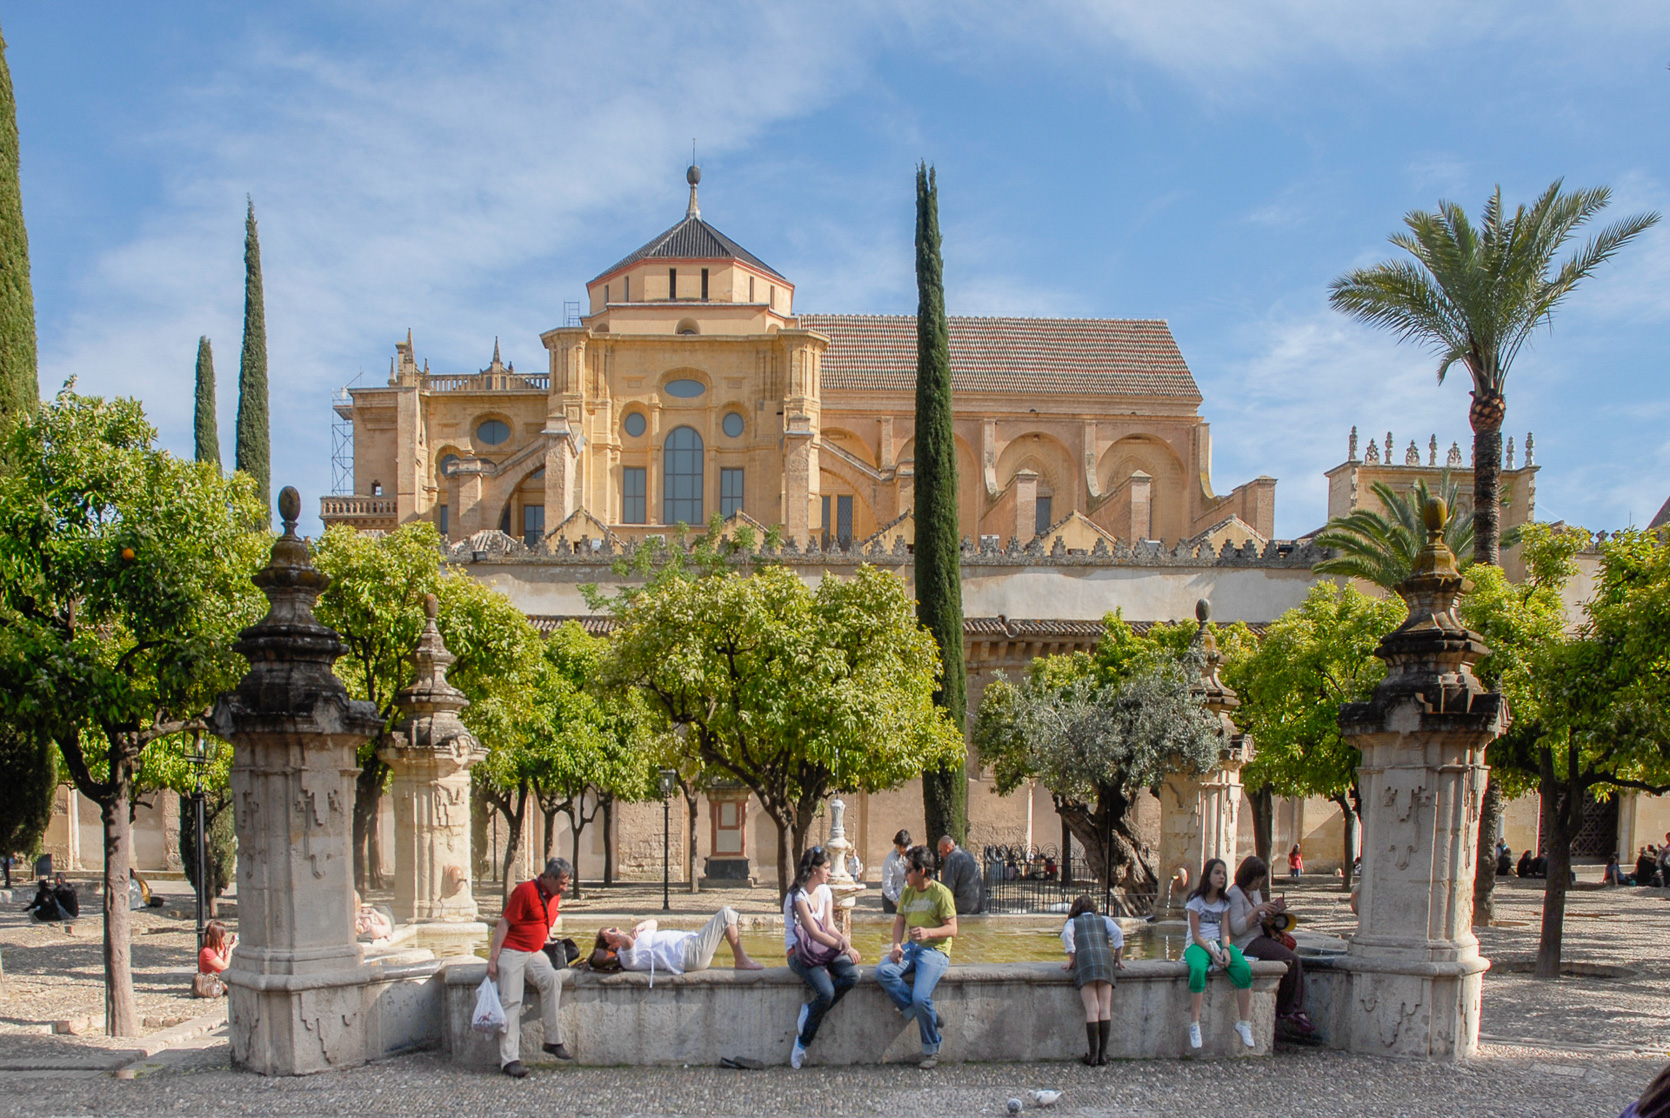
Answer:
[{"left": 1183, "top": 858, "right": 1254, "bottom": 1051}]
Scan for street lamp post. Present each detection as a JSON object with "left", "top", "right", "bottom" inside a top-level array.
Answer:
[{"left": 658, "top": 769, "right": 677, "bottom": 911}]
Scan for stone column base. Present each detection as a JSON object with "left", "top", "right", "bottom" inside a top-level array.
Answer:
[
  {"left": 227, "top": 967, "right": 372, "bottom": 1075},
  {"left": 1303, "top": 954, "right": 1488, "bottom": 1062}
]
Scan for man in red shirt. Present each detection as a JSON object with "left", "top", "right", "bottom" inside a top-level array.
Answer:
[{"left": 488, "top": 857, "right": 572, "bottom": 1077}]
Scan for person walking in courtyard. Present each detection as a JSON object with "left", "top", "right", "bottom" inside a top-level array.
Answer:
[
  {"left": 1227, "top": 855, "right": 1313, "bottom": 1034},
  {"left": 1059, "top": 893, "right": 1124, "bottom": 1065},
  {"left": 876, "top": 844, "right": 957, "bottom": 1068},
  {"left": 936, "top": 834, "right": 983, "bottom": 915},
  {"left": 1286, "top": 843, "right": 1303, "bottom": 880},
  {"left": 487, "top": 857, "right": 573, "bottom": 1078},
  {"left": 881, "top": 830, "right": 911, "bottom": 915},
  {"left": 785, "top": 847, "right": 861, "bottom": 1068},
  {"left": 596, "top": 906, "right": 765, "bottom": 980},
  {"left": 1184, "top": 857, "right": 1255, "bottom": 1051}
]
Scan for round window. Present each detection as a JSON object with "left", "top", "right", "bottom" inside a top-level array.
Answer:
[
  {"left": 722, "top": 412, "right": 744, "bottom": 438},
  {"left": 663, "top": 378, "right": 706, "bottom": 398},
  {"left": 475, "top": 419, "right": 511, "bottom": 446},
  {"left": 439, "top": 454, "right": 460, "bottom": 477},
  {"left": 623, "top": 412, "right": 647, "bottom": 438}
]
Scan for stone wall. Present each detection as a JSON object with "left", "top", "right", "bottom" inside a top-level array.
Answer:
[{"left": 440, "top": 958, "right": 1285, "bottom": 1066}]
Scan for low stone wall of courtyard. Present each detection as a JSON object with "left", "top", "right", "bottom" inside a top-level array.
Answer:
[{"left": 439, "top": 958, "right": 1285, "bottom": 1067}]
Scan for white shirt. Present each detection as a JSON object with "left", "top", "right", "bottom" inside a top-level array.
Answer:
[
  {"left": 783, "top": 884, "right": 832, "bottom": 950},
  {"left": 1186, "top": 894, "right": 1231, "bottom": 944},
  {"left": 1059, "top": 914, "right": 1124, "bottom": 955},
  {"left": 621, "top": 929, "right": 692, "bottom": 976},
  {"left": 881, "top": 850, "right": 908, "bottom": 904}
]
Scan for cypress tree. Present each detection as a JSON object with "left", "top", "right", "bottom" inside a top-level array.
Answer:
[
  {"left": 235, "top": 198, "right": 270, "bottom": 518},
  {"left": 913, "top": 163, "right": 967, "bottom": 845},
  {"left": 193, "top": 336, "right": 219, "bottom": 468},
  {"left": 0, "top": 23, "right": 37, "bottom": 442}
]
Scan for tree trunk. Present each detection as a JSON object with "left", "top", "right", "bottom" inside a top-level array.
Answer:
[
  {"left": 470, "top": 789, "right": 490, "bottom": 885},
  {"left": 1248, "top": 783, "right": 1274, "bottom": 866},
  {"left": 101, "top": 774, "right": 139, "bottom": 1037},
  {"left": 1055, "top": 787, "right": 1158, "bottom": 901},
  {"left": 1473, "top": 775, "right": 1502, "bottom": 926},
  {"left": 602, "top": 796, "right": 615, "bottom": 886},
  {"left": 1333, "top": 793, "right": 1359, "bottom": 890},
  {"left": 1469, "top": 394, "right": 1504, "bottom": 566},
  {"left": 569, "top": 813, "right": 585, "bottom": 901},
  {"left": 498, "top": 784, "right": 529, "bottom": 906},
  {"left": 352, "top": 755, "right": 387, "bottom": 891},
  {"left": 1534, "top": 744, "right": 1580, "bottom": 978},
  {"left": 772, "top": 815, "right": 793, "bottom": 900},
  {"left": 685, "top": 788, "right": 700, "bottom": 894}
]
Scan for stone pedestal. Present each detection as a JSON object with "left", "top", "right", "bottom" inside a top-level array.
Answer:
[
  {"left": 1157, "top": 600, "right": 1250, "bottom": 916},
  {"left": 211, "top": 488, "right": 385, "bottom": 1076},
  {"left": 823, "top": 798, "right": 865, "bottom": 937},
  {"left": 1336, "top": 498, "right": 1505, "bottom": 1061},
  {"left": 380, "top": 595, "right": 487, "bottom": 927}
]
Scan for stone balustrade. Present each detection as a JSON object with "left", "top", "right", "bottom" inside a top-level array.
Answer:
[
  {"left": 319, "top": 494, "right": 399, "bottom": 527},
  {"left": 439, "top": 958, "right": 1285, "bottom": 1067}
]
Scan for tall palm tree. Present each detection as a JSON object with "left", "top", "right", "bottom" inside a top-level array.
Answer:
[
  {"left": 1329, "top": 181, "right": 1657, "bottom": 566},
  {"left": 1313, "top": 475, "right": 1518, "bottom": 590}
]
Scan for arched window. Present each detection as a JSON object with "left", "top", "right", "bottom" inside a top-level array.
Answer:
[{"left": 663, "top": 426, "right": 704, "bottom": 525}]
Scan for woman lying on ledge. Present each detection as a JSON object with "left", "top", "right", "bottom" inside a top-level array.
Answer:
[{"left": 591, "top": 907, "right": 765, "bottom": 982}]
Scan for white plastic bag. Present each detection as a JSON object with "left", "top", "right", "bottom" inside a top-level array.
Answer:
[{"left": 472, "top": 975, "right": 507, "bottom": 1034}]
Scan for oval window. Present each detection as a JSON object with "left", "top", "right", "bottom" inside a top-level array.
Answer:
[
  {"left": 623, "top": 411, "right": 647, "bottom": 438},
  {"left": 722, "top": 412, "right": 744, "bottom": 438},
  {"left": 663, "top": 378, "right": 706, "bottom": 398},
  {"left": 439, "top": 453, "right": 460, "bottom": 477},
  {"left": 475, "top": 419, "right": 511, "bottom": 446}
]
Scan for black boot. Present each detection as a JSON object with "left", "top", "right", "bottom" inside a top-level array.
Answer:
[
  {"left": 1083, "top": 1022, "right": 1098, "bottom": 1065},
  {"left": 1097, "top": 1019, "right": 1111, "bottom": 1065}
]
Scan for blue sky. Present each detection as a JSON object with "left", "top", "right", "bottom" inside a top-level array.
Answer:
[{"left": 9, "top": 2, "right": 1670, "bottom": 537}]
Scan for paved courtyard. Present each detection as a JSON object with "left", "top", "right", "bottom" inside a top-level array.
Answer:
[{"left": 1, "top": 876, "right": 1665, "bottom": 1116}]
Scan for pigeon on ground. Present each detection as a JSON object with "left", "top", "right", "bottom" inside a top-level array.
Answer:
[
  {"left": 1006, "top": 1100, "right": 1023, "bottom": 1115},
  {"left": 1030, "top": 1089, "right": 1063, "bottom": 1108}
]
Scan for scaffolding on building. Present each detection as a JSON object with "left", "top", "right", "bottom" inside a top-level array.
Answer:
[
  {"left": 563, "top": 300, "right": 581, "bottom": 327},
  {"left": 330, "top": 385, "right": 354, "bottom": 495}
]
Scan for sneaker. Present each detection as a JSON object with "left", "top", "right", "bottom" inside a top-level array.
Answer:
[
  {"left": 1235, "top": 1020, "right": 1255, "bottom": 1048},
  {"left": 918, "top": 1054, "right": 939, "bottom": 1070},
  {"left": 1285, "top": 1011, "right": 1316, "bottom": 1034},
  {"left": 1188, "top": 1022, "right": 1202, "bottom": 1050},
  {"left": 797, "top": 1002, "right": 810, "bottom": 1039},
  {"left": 790, "top": 1040, "right": 806, "bottom": 1069},
  {"left": 542, "top": 1041, "right": 573, "bottom": 1060},
  {"left": 502, "top": 1060, "right": 529, "bottom": 1079}
]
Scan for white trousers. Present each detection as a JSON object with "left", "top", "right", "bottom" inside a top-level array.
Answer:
[{"left": 497, "top": 947, "right": 562, "bottom": 1066}]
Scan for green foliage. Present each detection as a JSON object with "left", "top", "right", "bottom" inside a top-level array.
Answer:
[
  {"left": 193, "top": 337, "right": 219, "bottom": 468},
  {"left": 0, "top": 721, "right": 54, "bottom": 857},
  {"left": 1229, "top": 583, "right": 1403, "bottom": 803},
  {"left": 235, "top": 199, "right": 269, "bottom": 518},
  {"left": 0, "top": 25, "right": 36, "bottom": 443},
  {"left": 913, "top": 161, "right": 967, "bottom": 844},
  {"left": 606, "top": 563, "right": 964, "bottom": 893},
  {"left": 1314, "top": 476, "right": 1520, "bottom": 589}
]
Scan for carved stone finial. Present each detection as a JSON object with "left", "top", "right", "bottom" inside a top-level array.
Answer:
[
  {"left": 278, "top": 485, "right": 301, "bottom": 535},
  {"left": 1505, "top": 436, "right": 1516, "bottom": 470},
  {"left": 1366, "top": 439, "right": 1381, "bottom": 464},
  {"left": 424, "top": 593, "right": 438, "bottom": 621},
  {"left": 1385, "top": 431, "right": 1394, "bottom": 461},
  {"left": 1429, "top": 435, "right": 1438, "bottom": 466},
  {"left": 1447, "top": 442, "right": 1462, "bottom": 468},
  {"left": 1405, "top": 440, "right": 1420, "bottom": 466},
  {"left": 1349, "top": 426, "right": 1359, "bottom": 461},
  {"left": 1525, "top": 433, "right": 1534, "bottom": 466},
  {"left": 1196, "top": 598, "right": 1210, "bottom": 623}
]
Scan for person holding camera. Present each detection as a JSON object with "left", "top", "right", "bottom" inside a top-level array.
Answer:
[{"left": 1227, "top": 855, "right": 1312, "bottom": 1034}]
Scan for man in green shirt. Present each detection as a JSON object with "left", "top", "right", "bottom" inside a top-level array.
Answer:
[{"left": 875, "top": 845, "right": 958, "bottom": 1068}]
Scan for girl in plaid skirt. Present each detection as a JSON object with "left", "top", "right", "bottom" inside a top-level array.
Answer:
[{"left": 1060, "top": 894, "right": 1125, "bottom": 1065}]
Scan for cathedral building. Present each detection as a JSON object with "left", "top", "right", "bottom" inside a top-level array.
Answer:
[{"left": 323, "top": 166, "right": 1276, "bottom": 552}]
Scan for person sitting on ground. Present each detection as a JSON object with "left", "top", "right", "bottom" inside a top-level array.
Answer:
[
  {"left": 1517, "top": 850, "right": 1534, "bottom": 878},
  {"left": 52, "top": 874, "right": 79, "bottom": 919},
  {"left": 1184, "top": 857, "right": 1255, "bottom": 1052},
  {"left": 25, "top": 877, "right": 66, "bottom": 922},
  {"left": 352, "top": 891, "right": 393, "bottom": 941},
  {"left": 1060, "top": 893, "right": 1124, "bottom": 1065},
  {"left": 1227, "top": 855, "right": 1313, "bottom": 1034},
  {"left": 875, "top": 844, "right": 957, "bottom": 1070},
  {"left": 597, "top": 906, "right": 765, "bottom": 981},
  {"left": 1530, "top": 854, "right": 1548, "bottom": 878},
  {"left": 488, "top": 857, "right": 573, "bottom": 1079},
  {"left": 1604, "top": 854, "right": 1624, "bottom": 886},
  {"left": 936, "top": 834, "right": 984, "bottom": 915},
  {"left": 194, "top": 919, "right": 236, "bottom": 996},
  {"left": 1636, "top": 847, "right": 1659, "bottom": 887},
  {"left": 785, "top": 847, "right": 861, "bottom": 1069},
  {"left": 881, "top": 830, "right": 911, "bottom": 915},
  {"left": 1496, "top": 845, "right": 1513, "bottom": 877},
  {"left": 1286, "top": 843, "right": 1303, "bottom": 880}
]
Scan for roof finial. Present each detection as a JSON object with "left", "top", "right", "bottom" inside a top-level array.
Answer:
[
  {"left": 492, "top": 336, "right": 501, "bottom": 368},
  {"left": 686, "top": 144, "right": 701, "bottom": 220}
]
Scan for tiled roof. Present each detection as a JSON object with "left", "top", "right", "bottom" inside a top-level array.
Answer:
[
  {"left": 529, "top": 614, "right": 1268, "bottom": 639},
  {"left": 594, "top": 215, "right": 785, "bottom": 282},
  {"left": 1651, "top": 494, "right": 1670, "bottom": 530},
  {"left": 799, "top": 314, "right": 1202, "bottom": 399}
]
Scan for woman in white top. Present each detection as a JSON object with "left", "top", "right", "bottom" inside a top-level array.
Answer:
[
  {"left": 1227, "top": 855, "right": 1312, "bottom": 1033},
  {"left": 1183, "top": 857, "right": 1254, "bottom": 1051},
  {"left": 880, "top": 830, "right": 911, "bottom": 914},
  {"left": 785, "top": 847, "right": 861, "bottom": 1068}
]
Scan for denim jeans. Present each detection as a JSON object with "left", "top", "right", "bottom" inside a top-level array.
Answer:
[
  {"left": 787, "top": 953, "right": 859, "bottom": 1047},
  {"left": 875, "top": 942, "right": 950, "bottom": 1054}
]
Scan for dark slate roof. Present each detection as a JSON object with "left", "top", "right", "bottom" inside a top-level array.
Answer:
[
  {"left": 593, "top": 215, "right": 785, "bottom": 282},
  {"left": 797, "top": 314, "right": 1202, "bottom": 399}
]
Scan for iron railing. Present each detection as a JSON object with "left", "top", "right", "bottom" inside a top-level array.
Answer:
[{"left": 980, "top": 844, "right": 1157, "bottom": 918}]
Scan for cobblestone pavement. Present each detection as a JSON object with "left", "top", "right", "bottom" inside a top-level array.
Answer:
[{"left": 1, "top": 877, "right": 1664, "bottom": 1116}]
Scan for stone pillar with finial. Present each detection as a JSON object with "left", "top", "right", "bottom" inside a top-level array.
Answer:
[
  {"left": 1156, "top": 599, "right": 1251, "bottom": 917},
  {"left": 1334, "top": 496, "right": 1506, "bottom": 1060},
  {"left": 381, "top": 594, "right": 488, "bottom": 939},
  {"left": 211, "top": 486, "right": 385, "bottom": 1075},
  {"left": 822, "top": 797, "right": 867, "bottom": 937}
]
